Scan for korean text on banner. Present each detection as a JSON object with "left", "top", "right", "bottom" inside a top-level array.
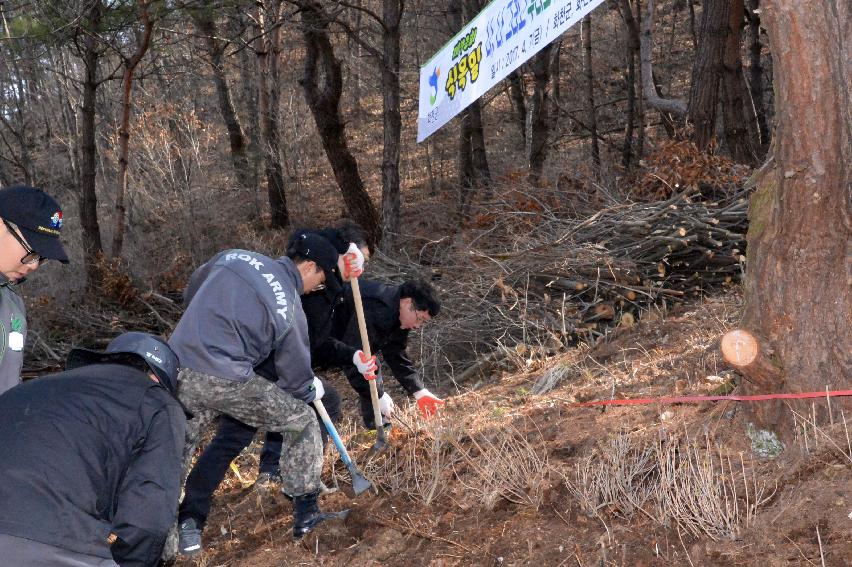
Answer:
[{"left": 417, "top": 0, "right": 607, "bottom": 143}]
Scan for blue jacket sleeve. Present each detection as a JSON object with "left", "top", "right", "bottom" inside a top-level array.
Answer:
[{"left": 110, "top": 393, "right": 186, "bottom": 567}]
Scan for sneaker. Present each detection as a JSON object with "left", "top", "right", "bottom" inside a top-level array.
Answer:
[
  {"left": 178, "top": 518, "right": 202, "bottom": 556},
  {"left": 253, "top": 471, "right": 283, "bottom": 490}
]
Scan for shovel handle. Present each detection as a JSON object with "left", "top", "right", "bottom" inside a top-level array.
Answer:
[
  {"left": 313, "top": 399, "right": 353, "bottom": 468},
  {"left": 350, "top": 278, "right": 386, "bottom": 442}
]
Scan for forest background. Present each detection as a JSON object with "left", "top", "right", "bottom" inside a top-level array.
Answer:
[{"left": 3, "top": 0, "right": 851, "bottom": 564}]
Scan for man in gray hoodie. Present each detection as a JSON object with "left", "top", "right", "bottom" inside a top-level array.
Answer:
[{"left": 169, "top": 232, "right": 356, "bottom": 541}]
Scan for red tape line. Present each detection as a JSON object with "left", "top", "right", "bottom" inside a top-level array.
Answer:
[{"left": 571, "top": 389, "right": 852, "bottom": 407}]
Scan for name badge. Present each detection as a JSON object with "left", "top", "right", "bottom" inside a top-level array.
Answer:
[{"left": 9, "top": 331, "right": 23, "bottom": 352}]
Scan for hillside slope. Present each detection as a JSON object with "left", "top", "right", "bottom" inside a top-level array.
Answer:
[{"left": 174, "top": 292, "right": 852, "bottom": 567}]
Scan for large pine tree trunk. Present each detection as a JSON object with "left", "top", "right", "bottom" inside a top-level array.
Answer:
[
  {"left": 453, "top": 0, "right": 490, "bottom": 215},
  {"left": 739, "top": 0, "right": 851, "bottom": 436},
  {"left": 688, "top": 0, "right": 729, "bottom": 150},
  {"left": 299, "top": 0, "right": 380, "bottom": 247}
]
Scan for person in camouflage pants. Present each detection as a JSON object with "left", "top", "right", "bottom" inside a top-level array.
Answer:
[
  {"left": 176, "top": 370, "right": 322, "bottom": 498},
  {"left": 166, "top": 232, "right": 364, "bottom": 557}
]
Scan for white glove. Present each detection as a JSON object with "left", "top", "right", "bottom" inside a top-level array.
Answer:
[
  {"left": 310, "top": 377, "right": 325, "bottom": 402},
  {"left": 352, "top": 350, "right": 378, "bottom": 380},
  {"left": 378, "top": 392, "right": 395, "bottom": 418},
  {"left": 338, "top": 243, "right": 365, "bottom": 280}
]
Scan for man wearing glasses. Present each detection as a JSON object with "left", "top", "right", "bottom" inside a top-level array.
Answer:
[
  {"left": 0, "top": 185, "right": 69, "bottom": 395},
  {"left": 336, "top": 278, "right": 444, "bottom": 428}
]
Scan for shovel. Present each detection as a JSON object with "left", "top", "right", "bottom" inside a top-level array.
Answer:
[
  {"left": 350, "top": 277, "right": 389, "bottom": 453},
  {"left": 313, "top": 399, "right": 372, "bottom": 495}
]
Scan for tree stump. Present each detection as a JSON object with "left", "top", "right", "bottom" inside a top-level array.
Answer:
[
  {"left": 721, "top": 329, "right": 788, "bottom": 435},
  {"left": 721, "top": 329, "right": 783, "bottom": 388}
]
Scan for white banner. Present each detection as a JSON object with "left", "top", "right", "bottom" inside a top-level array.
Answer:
[{"left": 417, "top": 0, "right": 607, "bottom": 143}]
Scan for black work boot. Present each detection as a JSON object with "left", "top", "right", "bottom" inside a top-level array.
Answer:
[{"left": 292, "top": 491, "right": 331, "bottom": 539}]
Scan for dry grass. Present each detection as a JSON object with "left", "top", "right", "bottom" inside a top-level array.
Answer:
[
  {"left": 360, "top": 395, "right": 551, "bottom": 511},
  {"left": 566, "top": 430, "right": 776, "bottom": 541}
]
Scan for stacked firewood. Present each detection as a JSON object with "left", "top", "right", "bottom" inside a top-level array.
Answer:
[
  {"left": 379, "top": 188, "right": 751, "bottom": 381},
  {"left": 527, "top": 189, "right": 749, "bottom": 328}
]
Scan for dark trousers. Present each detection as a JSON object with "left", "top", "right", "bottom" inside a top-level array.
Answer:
[{"left": 179, "top": 383, "right": 341, "bottom": 526}]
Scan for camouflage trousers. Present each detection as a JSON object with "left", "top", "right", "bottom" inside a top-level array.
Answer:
[{"left": 176, "top": 369, "right": 323, "bottom": 497}]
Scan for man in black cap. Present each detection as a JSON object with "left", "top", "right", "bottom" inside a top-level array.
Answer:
[
  {"left": 174, "top": 223, "right": 374, "bottom": 555},
  {"left": 0, "top": 332, "right": 186, "bottom": 567},
  {"left": 168, "top": 232, "right": 357, "bottom": 544},
  {"left": 0, "top": 184, "right": 69, "bottom": 394}
]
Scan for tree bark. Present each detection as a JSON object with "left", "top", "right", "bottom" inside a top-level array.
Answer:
[
  {"left": 746, "top": 0, "right": 770, "bottom": 152},
  {"left": 527, "top": 43, "right": 553, "bottom": 185},
  {"left": 640, "top": 0, "right": 687, "bottom": 116},
  {"left": 508, "top": 69, "right": 527, "bottom": 142},
  {"left": 453, "top": 0, "right": 490, "bottom": 213},
  {"left": 189, "top": 0, "right": 253, "bottom": 192},
  {"left": 619, "top": 0, "right": 646, "bottom": 168},
  {"left": 298, "top": 0, "right": 380, "bottom": 247},
  {"left": 688, "top": 0, "right": 729, "bottom": 150},
  {"left": 379, "top": 0, "right": 403, "bottom": 251},
  {"left": 111, "top": 0, "right": 154, "bottom": 259},
  {"left": 581, "top": 15, "right": 600, "bottom": 173},
  {"left": 741, "top": 0, "right": 851, "bottom": 436},
  {"left": 258, "top": 0, "right": 288, "bottom": 228},
  {"left": 458, "top": 100, "right": 490, "bottom": 215},
  {"left": 719, "top": 0, "right": 760, "bottom": 166},
  {"left": 78, "top": 0, "right": 105, "bottom": 283}
]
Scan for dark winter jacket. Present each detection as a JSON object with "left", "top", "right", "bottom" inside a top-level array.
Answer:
[
  {"left": 336, "top": 280, "right": 425, "bottom": 398},
  {"left": 0, "top": 363, "right": 186, "bottom": 567},
  {"left": 169, "top": 249, "right": 316, "bottom": 402}
]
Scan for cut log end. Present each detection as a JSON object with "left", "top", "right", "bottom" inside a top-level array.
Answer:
[
  {"left": 720, "top": 329, "right": 783, "bottom": 389},
  {"left": 721, "top": 329, "right": 759, "bottom": 367}
]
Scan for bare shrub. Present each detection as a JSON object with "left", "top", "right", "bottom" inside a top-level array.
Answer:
[
  {"left": 568, "top": 432, "right": 656, "bottom": 518},
  {"left": 362, "top": 405, "right": 460, "bottom": 505},
  {"left": 791, "top": 405, "right": 852, "bottom": 465},
  {"left": 450, "top": 421, "right": 551, "bottom": 510},
  {"left": 566, "top": 431, "right": 775, "bottom": 541},
  {"left": 361, "top": 396, "right": 550, "bottom": 511}
]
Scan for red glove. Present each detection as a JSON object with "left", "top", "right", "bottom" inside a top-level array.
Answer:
[
  {"left": 339, "top": 243, "right": 365, "bottom": 280},
  {"left": 413, "top": 389, "right": 444, "bottom": 418},
  {"left": 353, "top": 350, "right": 377, "bottom": 381}
]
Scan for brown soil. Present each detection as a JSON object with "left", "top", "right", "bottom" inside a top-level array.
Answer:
[{"left": 173, "top": 294, "right": 852, "bottom": 567}]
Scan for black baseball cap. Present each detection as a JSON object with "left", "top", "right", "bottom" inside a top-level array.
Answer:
[
  {"left": 288, "top": 231, "right": 342, "bottom": 292},
  {"left": 0, "top": 185, "right": 69, "bottom": 264}
]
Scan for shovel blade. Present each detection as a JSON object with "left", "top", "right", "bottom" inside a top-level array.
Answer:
[{"left": 349, "top": 468, "right": 372, "bottom": 495}]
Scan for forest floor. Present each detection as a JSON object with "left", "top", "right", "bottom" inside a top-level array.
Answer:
[{"left": 171, "top": 290, "right": 852, "bottom": 567}]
